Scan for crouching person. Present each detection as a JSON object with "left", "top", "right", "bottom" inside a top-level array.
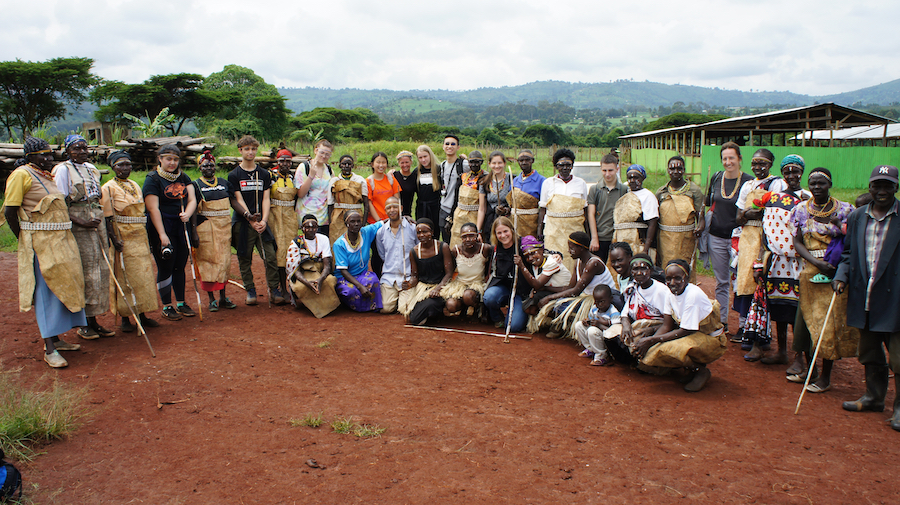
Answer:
[
  {"left": 573, "top": 284, "right": 622, "bottom": 366},
  {"left": 286, "top": 214, "right": 340, "bottom": 318},
  {"left": 632, "top": 259, "right": 727, "bottom": 392}
]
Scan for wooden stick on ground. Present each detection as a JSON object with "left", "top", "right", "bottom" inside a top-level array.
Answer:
[
  {"left": 794, "top": 290, "right": 837, "bottom": 415},
  {"left": 405, "top": 324, "right": 532, "bottom": 340}
]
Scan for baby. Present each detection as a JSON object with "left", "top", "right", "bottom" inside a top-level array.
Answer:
[{"left": 573, "top": 284, "right": 622, "bottom": 366}]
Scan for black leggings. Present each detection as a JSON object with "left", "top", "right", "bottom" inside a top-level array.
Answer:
[{"left": 148, "top": 214, "right": 189, "bottom": 305}]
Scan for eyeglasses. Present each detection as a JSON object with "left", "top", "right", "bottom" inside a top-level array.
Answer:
[
  {"left": 444, "top": 142, "right": 458, "bottom": 146},
  {"left": 555, "top": 162, "right": 573, "bottom": 169}
]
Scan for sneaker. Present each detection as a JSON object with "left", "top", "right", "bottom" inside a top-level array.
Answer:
[
  {"left": 177, "top": 304, "right": 196, "bottom": 317},
  {"left": 139, "top": 314, "right": 160, "bottom": 327},
  {"left": 161, "top": 305, "right": 183, "bottom": 321},
  {"left": 220, "top": 297, "right": 237, "bottom": 309},
  {"left": 209, "top": 299, "right": 219, "bottom": 312},
  {"left": 44, "top": 350, "right": 68, "bottom": 368},
  {"left": 77, "top": 326, "right": 100, "bottom": 340},
  {"left": 246, "top": 288, "right": 258, "bottom": 306},
  {"left": 121, "top": 318, "right": 136, "bottom": 333},
  {"left": 271, "top": 288, "right": 286, "bottom": 305},
  {"left": 92, "top": 325, "right": 116, "bottom": 338},
  {"left": 53, "top": 340, "right": 81, "bottom": 352}
]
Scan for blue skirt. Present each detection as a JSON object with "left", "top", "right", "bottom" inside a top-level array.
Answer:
[{"left": 33, "top": 257, "right": 86, "bottom": 338}]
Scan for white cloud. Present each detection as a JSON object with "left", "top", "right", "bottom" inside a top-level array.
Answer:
[{"left": 2, "top": 0, "right": 899, "bottom": 98}]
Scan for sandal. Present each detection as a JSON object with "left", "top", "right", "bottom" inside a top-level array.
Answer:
[
  {"left": 591, "top": 357, "right": 613, "bottom": 366},
  {"left": 53, "top": 340, "right": 81, "bottom": 352},
  {"left": 92, "top": 325, "right": 115, "bottom": 338},
  {"left": 77, "top": 326, "right": 100, "bottom": 340},
  {"left": 805, "top": 382, "right": 832, "bottom": 393},
  {"left": 810, "top": 273, "right": 833, "bottom": 284},
  {"left": 578, "top": 349, "right": 594, "bottom": 358},
  {"left": 209, "top": 299, "right": 219, "bottom": 312}
]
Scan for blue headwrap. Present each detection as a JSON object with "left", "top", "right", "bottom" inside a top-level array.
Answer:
[
  {"left": 626, "top": 164, "right": 646, "bottom": 179},
  {"left": 780, "top": 154, "right": 805, "bottom": 171},
  {"left": 64, "top": 134, "right": 86, "bottom": 150}
]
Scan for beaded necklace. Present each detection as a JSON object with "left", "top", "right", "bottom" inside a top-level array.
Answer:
[
  {"left": 720, "top": 175, "right": 740, "bottom": 200},
  {"left": 28, "top": 163, "right": 54, "bottom": 181},
  {"left": 668, "top": 181, "right": 690, "bottom": 196},
  {"left": 114, "top": 177, "right": 139, "bottom": 200},
  {"left": 340, "top": 172, "right": 354, "bottom": 180},
  {"left": 805, "top": 196, "right": 837, "bottom": 218},
  {"left": 156, "top": 167, "right": 180, "bottom": 182},
  {"left": 199, "top": 176, "right": 218, "bottom": 187}
]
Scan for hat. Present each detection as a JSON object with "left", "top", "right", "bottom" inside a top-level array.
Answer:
[
  {"left": 468, "top": 150, "right": 483, "bottom": 161},
  {"left": 520, "top": 235, "right": 543, "bottom": 251},
  {"left": 870, "top": 165, "right": 899, "bottom": 184},
  {"left": 108, "top": 150, "right": 131, "bottom": 167},
  {"left": 276, "top": 149, "right": 292, "bottom": 159}
]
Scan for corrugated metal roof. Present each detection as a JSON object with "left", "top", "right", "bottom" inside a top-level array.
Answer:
[
  {"left": 790, "top": 123, "right": 900, "bottom": 140},
  {"left": 620, "top": 103, "right": 896, "bottom": 139}
]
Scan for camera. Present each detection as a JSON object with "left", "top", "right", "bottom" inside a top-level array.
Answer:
[{"left": 161, "top": 245, "right": 174, "bottom": 260}]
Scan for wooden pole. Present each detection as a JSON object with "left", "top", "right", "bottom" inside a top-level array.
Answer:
[{"left": 405, "top": 325, "right": 532, "bottom": 340}]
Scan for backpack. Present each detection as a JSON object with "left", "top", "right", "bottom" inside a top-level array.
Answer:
[
  {"left": 0, "top": 457, "right": 22, "bottom": 502},
  {"left": 302, "top": 161, "right": 333, "bottom": 179}
]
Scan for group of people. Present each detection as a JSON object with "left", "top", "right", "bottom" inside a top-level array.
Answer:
[{"left": 7, "top": 133, "right": 900, "bottom": 429}]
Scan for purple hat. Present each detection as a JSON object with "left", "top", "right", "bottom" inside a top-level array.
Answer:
[
  {"left": 870, "top": 165, "right": 899, "bottom": 184},
  {"left": 520, "top": 235, "right": 543, "bottom": 251}
]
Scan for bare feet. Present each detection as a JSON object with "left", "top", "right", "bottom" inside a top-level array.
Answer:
[
  {"left": 684, "top": 367, "right": 711, "bottom": 392},
  {"left": 743, "top": 344, "right": 764, "bottom": 362}
]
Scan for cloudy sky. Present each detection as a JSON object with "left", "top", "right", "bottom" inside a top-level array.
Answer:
[{"left": 5, "top": 0, "right": 899, "bottom": 97}]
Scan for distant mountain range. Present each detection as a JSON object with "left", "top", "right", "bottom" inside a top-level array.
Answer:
[{"left": 279, "top": 78, "right": 900, "bottom": 113}]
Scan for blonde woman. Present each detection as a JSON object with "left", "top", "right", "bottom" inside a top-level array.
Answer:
[{"left": 415, "top": 144, "right": 442, "bottom": 224}]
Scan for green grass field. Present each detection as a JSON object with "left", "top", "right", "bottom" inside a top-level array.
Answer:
[{"left": 378, "top": 98, "right": 459, "bottom": 114}]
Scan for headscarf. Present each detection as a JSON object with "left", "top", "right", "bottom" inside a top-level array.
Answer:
[
  {"left": 780, "top": 154, "right": 805, "bottom": 171},
  {"left": 108, "top": 150, "right": 131, "bottom": 167},
  {"left": 64, "top": 134, "right": 86, "bottom": 150},
  {"left": 626, "top": 164, "right": 646, "bottom": 179},
  {"left": 23, "top": 136, "right": 51, "bottom": 156},
  {"left": 157, "top": 144, "right": 181, "bottom": 157},
  {"left": 196, "top": 149, "right": 216, "bottom": 166},
  {"left": 520, "top": 235, "right": 543, "bottom": 251},
  {"left": 276, "top": 149, "right": 292, "bottom": 159}
]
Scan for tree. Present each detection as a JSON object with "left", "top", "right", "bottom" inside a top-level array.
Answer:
[
  {"left": 91, "top": 73, "right": 231, "bottom": 136},
  {"left": 399, "top": 123, "right": 440, "bottom": 142},
  {"left": 0, "top": 57, "right": 99, "bottom": 138},
  {"left": 197, "top": 65, "right": 290, "bottom": 141}
]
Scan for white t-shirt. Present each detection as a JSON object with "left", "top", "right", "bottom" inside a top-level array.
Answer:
[
  {"left": 625, "top": 279, "right": 669, "bottom": 322},
  {"left": 664, "top": 283, "right": 713, "bottom": 331},
  {"left": 539, "top": 176, "right": 589, "bottom": 225},
  {"left": 631, "top": 188, "right": 659, "bottom": 220},
  {"left": 327, "top": 174, "right": 368, "bottom": 205},
  {"left": 285, "top": 233, "right": 332, "bottom": 276},
  {"left": 539, "top": 251, "right": 572, "bottom": 288}
]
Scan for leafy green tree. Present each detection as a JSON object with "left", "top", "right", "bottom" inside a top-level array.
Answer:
[
  {"left": 642, "top": 112, "right": 728, "bottom": 132},
  {"left": 91, "top": 73, "right": 230, "bottom": 136},
  {"left": 399, "top": 122, "right": 440, "bottom": 142},
  {"left": 0, "top": 57, "right": 99, "bottom": 138},
  {"left": 363, "top": 124, "right": 395, "bottom": 141},
  {"left": 197, "top": 65, "right": 290, "bottom": 140},
  {"left": 476, "top": 127, "right": 503, "bottom": 145}
]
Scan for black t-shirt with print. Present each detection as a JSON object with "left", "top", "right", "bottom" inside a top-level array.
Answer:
[
  {"left": 143, "top": 171, "right": 192, "bottom": 216},
  {"left": 227, "top": 165, "right": 271, "bottom": 219}
]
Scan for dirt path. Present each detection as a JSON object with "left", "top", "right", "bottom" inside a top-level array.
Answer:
[{"left": 1, "top": 252, "right": 896, "bottom": 504}]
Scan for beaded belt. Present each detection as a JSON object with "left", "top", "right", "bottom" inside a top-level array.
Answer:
[
  {"left": 614, "top": 222, "right": 648, "bottom": 230},
  {"left": 744, "top": 220, "right": 763, "bottom": 227},
  {"left": 334, "top": 203, "right": 363, "bottom": 210},
  {"left": 658, "top": 223, "right": 696, "bottom": 232},
  {"left": 810, "top": 249, "right": 826, "bottom": 258},
  {"left": 547, "top": 210, "right": 585, "bottom": 218},
  {"left": 457, "top": 204, "right": 479, "bottom": 212},
  {"left": 20, "top": 221, "right": 72, "bottom": 231},
  {"left": 114, "top": 215, "right": 148, "bottom": 224},
  {"left": 200, "top": 210, "right": 231, "bottom": 217},
  {"left": 271, "top": 199, "right": 295, "bottom": 207},
  {"left": 513, "top": 208, "right": 539, "bottom": 215}
]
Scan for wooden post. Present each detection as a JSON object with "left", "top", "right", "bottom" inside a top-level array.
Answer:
[{"left": 884, "top": 123, "right": 889, "bottom": 147}]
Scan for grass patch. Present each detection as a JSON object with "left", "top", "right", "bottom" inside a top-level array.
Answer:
[
  {"left": 353, "top": 424, "right": 386, "bottom": 438},
  {"left": 330, "top": 416, "right": 355, "bottom": 434},
  {"left": 290, "top": 412, "right": 324, "bottom": 428},
  {"left": 316, "top": 338, "right": 333, "bottom": 349},
  {"left": 0, "top": 363, "right": 92, "bottom": 462}
]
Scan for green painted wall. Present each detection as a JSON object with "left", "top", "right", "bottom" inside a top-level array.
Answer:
[
  {"left": 629, "top": 148, "right": 703, "bottom": 177},
  {"left": 699, "top": 145, "right": 900, "bottom": 189}
]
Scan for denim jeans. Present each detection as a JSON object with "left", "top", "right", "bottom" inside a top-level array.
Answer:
[{"left": 483, "top": 285, "right": 527, "bottom": 333}]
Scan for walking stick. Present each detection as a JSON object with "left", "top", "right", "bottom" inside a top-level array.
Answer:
[
  {"left": 181, "top": 200, "right": 204, "bottom": 321},
  {"left": 406, "top": 325, "right": 531, "bottom": 340},
  {"left": 794, "top": 290, "right": 838, "bottom": 415},
  {"left": 254, "top": 170, "right": 273, "bottom": 308},
  {"left": 504, "top": 166, "right": 519, "bottom": 344},
  {"left": 97, "top": 229, "right": 156, "bottom": 357}
]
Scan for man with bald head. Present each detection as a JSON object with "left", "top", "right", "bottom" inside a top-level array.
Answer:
[{"left": 376, "top": 196, "right": 418, "bottom": 313}]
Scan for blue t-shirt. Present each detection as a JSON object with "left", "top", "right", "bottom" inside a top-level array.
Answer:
[
  {"left": 514, "top": 171, "right": 546, "bottom": 200},
  {"left": 333, "top": 221, "right": 384, "bottom": 278}
]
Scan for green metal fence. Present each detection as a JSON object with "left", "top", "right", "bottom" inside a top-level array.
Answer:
[{"left": 628, "top": 146, "right": 900, "bottom": 189}]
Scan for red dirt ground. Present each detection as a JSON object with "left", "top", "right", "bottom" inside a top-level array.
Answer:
[{"left": 1, "top": 251, "right": 897, "bottom": 504}]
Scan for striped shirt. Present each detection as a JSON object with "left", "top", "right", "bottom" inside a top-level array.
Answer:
[{"left": 864, "top": 200, "right": 898, "bottom": 310}]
